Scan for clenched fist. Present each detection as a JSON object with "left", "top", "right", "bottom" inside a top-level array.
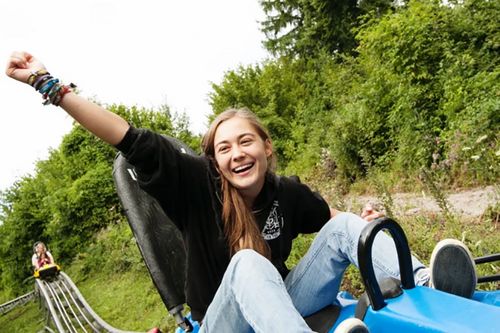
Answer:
[{"left": 6, "top": 51, "right": 46, "bottom": 84}]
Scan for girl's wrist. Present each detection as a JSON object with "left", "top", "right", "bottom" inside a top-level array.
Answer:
[{"left": 28, "top": 70, "right": 76, "bottom": 106}]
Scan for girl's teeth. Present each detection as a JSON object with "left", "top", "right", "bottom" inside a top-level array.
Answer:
[{"left": 234, "top": 163, "right": 252, "bottom": 173}]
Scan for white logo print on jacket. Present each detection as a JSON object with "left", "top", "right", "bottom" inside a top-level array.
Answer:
[{"left": 261, "top": 200, "right": 283, "bottom": 240}]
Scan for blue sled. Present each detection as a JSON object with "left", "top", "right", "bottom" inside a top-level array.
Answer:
[
  {"left": 176, "top": 290, "right": 500, "bottom": 333},
  {"left": 175, "top": 219, "right": 500, "bottom": 333}
]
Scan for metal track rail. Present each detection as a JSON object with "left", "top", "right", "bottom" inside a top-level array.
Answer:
[
  {"left": 0, "top": 291, "right": 35, "bottom": 315},
  {"left": 35, "top": 271, "right": 143, "bottom": 333}
]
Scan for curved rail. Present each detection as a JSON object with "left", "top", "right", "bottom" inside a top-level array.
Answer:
[{"left": 35, "top": 271, "right": 143, "bottom": 333}]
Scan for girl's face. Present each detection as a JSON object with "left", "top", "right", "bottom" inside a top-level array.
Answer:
[
  {"left": 214, "top": 116, "right": 272, "bottom": 203},
  {"left": 36, "top": 244, "right": 45, "bottom": 255}
]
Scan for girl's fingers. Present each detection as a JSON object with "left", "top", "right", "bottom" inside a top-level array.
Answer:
[
  {"left": 6, "top": 55, "right": 26, "bottom": 75},
  {"left": 7, "top": 51, "right": 36, "bottom": 70},
  {"left": 23, "top": 51, "right": 33, "bottom": 61},
  {"left": 363, "top": 211, "right": 384, "bottom": 222},
  {"left": 11, "top": 51, "right": 28, "bottom": 62},
  {"left": 6, "top": 51, "right": 44, "bottom": 83}
]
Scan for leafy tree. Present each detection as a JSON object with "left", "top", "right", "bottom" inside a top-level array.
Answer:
[{"left": 260, "top": 0, "right": 394, "bottom": 57}]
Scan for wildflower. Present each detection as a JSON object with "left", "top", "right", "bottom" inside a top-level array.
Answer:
[
  {"left": 475, "top": 135, "right": 488, "bottom": 144},
  {"left": 471, "top": 155, "right": 480, "bottom": 161}
]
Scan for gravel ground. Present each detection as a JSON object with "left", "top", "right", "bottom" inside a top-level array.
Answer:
[{"left": 346, "top": 186, "right": 498, "bottom": 217}]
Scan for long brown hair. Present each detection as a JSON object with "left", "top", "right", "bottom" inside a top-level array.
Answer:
[{"left": 202, "top": 108, "right": 275, "bottom": 258}]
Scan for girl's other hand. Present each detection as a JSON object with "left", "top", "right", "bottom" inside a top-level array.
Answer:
[
  {"left": 361, "top": 203, "right": 384, "bottom": 222},
  {"left": 6, "top": 51, "right": 46, "bottom": 84}
]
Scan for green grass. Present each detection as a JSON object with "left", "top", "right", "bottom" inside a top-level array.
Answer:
[
  {"left": 0, "top": 299, "right": 45, "bottom": 332},
  {"left": 70, "top": 269, "right": 177, "bottom": 332}
]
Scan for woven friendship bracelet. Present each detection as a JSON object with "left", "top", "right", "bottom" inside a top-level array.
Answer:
[
  {"left": 29, "top": 69, "right": 77, "bottom": 106},
  {"left": 52, "top": 84, "right": 76, "bottom": 106},
  {"left": 28, "top": 69, "right": 49, "bottom": 86},
  {"left": 43, "top": 83, "right": 77, "bottom": 106},
  {"left": 43, "top": 83, "right": 63, "bottom": 105},
  {"left": 39, "top": 78, "right": 59, "bottom": 94},
  {"left": 33, "top": 74, "right": 52, "bottom": 90}
]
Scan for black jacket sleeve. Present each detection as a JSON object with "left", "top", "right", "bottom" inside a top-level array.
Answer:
[{"left": 115, "top": 127, "right": 208, "bottom": 230}]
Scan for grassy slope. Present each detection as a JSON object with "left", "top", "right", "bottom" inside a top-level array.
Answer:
[
  {"left": 0, "top": 300, "right": 44, "bottom": 332},
  {"left": 69, "top": 269, "right": 177, "bottom": 332}
]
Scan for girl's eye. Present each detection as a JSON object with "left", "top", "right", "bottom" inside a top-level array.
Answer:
[
  {"left": 218, "top": 146, "right": 229, "bottom": 153},
  {"left": 241, "top": 138, "right": 253, "bottom": 145}
]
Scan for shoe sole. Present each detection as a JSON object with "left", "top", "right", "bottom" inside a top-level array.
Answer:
[
  {"left": 333, "top": 318, "right": 369, "bottom": 333},
  {"left": 430, "top": 239, "right": 477, "bottom": 298}
]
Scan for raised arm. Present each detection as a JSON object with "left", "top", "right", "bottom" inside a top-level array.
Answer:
[{"left": 6, "top": 51, "right": 129, "bottom": 145}]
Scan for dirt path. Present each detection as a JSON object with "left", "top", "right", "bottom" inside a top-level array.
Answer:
[{"left": 346, "top": 186, "right": 498, "bottom": 217}]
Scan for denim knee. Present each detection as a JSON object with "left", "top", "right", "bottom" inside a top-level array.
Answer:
[
  {"left": 227, "top": 249, "right": 277, "bottom": 280},
  {"left": 229, "top": 249, "right": 264, "bottom": 270},
  {"left": 318, "top": 212, "right": 367, "bottom": 238}
]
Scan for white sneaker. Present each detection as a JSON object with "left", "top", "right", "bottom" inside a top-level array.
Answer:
[
  {"left": 333, "top": 318, "right": 369, "bottom": 333},
  {"left": 429, "top": 239, "right": 477, "bottom": 298}
]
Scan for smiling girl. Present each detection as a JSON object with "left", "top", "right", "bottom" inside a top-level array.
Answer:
[
  {"left": 32, "top": 241, "right": 54, "bottom": 270},
  {"left": 7, "top": 51, "right": 477, "bottom": 332}
]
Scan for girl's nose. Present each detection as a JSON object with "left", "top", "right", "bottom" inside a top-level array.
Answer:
[{"left": 232, "top": 146, "right": 245, "bottom": 160}]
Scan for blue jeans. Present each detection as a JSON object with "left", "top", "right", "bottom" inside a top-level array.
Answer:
[{"left": 199, "top": 213, "right": 427, "bottom": 333}]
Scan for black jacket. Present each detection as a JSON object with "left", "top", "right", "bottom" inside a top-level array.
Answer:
[{"left": 116, "top": 126, "right": 330, "bottom": 321}]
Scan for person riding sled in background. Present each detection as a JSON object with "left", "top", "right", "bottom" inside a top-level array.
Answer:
[
  {"left": 7, "top": 51, "right": 478, "bottom": 333},
  {"left": 32, "top": 241, "right": 54, "bottom": 270}
]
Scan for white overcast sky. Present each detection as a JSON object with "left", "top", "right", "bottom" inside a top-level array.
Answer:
[{"left": 0, "top": 0, "right": 268, "bottom": 192}]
